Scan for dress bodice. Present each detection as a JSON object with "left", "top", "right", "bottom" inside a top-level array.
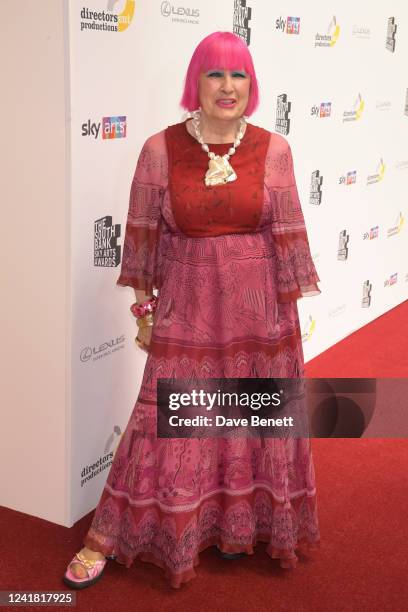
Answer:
[{"left": 164, "top": 119, "right": 271, "bottom": 237}]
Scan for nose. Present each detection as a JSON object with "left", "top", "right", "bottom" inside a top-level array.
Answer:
[{"left": 220, "top": 73, "right": 234, "bottom": 94}]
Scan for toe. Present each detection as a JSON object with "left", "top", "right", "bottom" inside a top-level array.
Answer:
[{"left": 69, "top": 562, "right": 88, "bottom": 579}]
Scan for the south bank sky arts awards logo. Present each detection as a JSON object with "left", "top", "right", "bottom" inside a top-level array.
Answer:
[{"left": 80, "top": 0, "right": 135, "bottom": 32}]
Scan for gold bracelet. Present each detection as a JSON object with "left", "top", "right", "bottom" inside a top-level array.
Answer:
[{"left": 136, "top": 313, "right": 154, "bottom": 328}]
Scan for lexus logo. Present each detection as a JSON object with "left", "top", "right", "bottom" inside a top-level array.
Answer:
[{"left": 161, "top": 1, "right": 171, "bottom": 16}]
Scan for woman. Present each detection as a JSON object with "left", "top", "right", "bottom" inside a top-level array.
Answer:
[{"left": 63, "top": 31, "right": 321, "bottom": 590}]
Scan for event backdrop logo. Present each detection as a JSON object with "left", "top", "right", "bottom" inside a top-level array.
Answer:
[
  {"left": 385, "top": 17, "right": 397, "bottom": 52},
  {"left": 337, "top": 230, "right": 349, "bottom": 261},
  {"left": 94, "top": 216, "right": 121, "bottom": 267},
  {"left": 275, "top": 16, "right": 300, "bottom": 35},
  {"left": 367, "top": 158, "right": 386, "bottom": 185},
  {"left": 80, "top": 425, "right": 122, "bottom": 488},
  {"left": 387, "top": 212, "right": 405, "bottom": 237},
  {"left": 329, "top": 304, "right": 346, "bottom": 318},
  {"left": 80, "top": 0, "right": 135, "bottom": 32},
  {"left": 363, "top": 225, "right": 379, "bottom": 240},
  {"left": 315, "top": 16, "right": 340, "bottom": 47},
  {"left": 310, "top": 170, "right": 323, "bottom": 205},
  {"left": 342, "top": 93, "right": 365, "bottom": 122},
  {"left": 384, "top": 273, "right": 398, "bottom": 287},
  {"left": 275, "top": 94, "right": 291, "bottom": 135},
  {"left": 160, "top": 2, "right": 200, "bottom": 24},
  {"left": 82, "top": 116, "right": 127, "bottom": 139},
  {"left": 311, "top": 102, "right": 331, "bottom": 118},
  {"left": 302, "top": 315, "right": 316, "bottom": 343},
  {"left": 362, "top": 280, "right": 372, "bottom": 308},
  {"left": 80, "top": 335, "right": 125, "bottom": 363},
  {"left": 352, "top": 24, "right": 371, "bottom": 40},
  {"left": 376, "top": 99, "right": 391, "bottom": 112},
  {"left": 233, "top": 0, "right": 251, "bottom": 45},
  {"left": 339, "top": 170, "right": 356, "bottom": 185}
]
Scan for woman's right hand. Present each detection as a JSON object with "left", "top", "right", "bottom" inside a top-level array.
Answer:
[{"left": 136, "top": 324, "right": 153, "bottom": 353}]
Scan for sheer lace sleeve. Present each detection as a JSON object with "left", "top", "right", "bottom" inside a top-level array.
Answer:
[
  {"left": 265, "top": 134, "right": 321, "bottom": 303},
  {"left": 116, "top": 131, "right": 168, "bottom": 293}
]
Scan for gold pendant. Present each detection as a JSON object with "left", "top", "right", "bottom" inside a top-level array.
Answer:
[{"left": 204, "top": 155, "right": 237, "bottom": 187}]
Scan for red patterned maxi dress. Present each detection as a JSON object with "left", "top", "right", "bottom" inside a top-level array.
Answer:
[{"left": 83, "top": 119, "right": 322, "bottom": 588}]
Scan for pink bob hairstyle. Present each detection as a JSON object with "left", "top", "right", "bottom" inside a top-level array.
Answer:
[{"left": 180, "top": 31, "right": 260, "bottom": 117}]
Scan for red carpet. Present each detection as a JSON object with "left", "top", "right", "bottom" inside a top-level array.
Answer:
[{"left": 1, "top": 301, "right": 407, "bottom": 611}]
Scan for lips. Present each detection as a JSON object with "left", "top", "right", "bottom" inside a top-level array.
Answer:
[{"left": 216, "top": 99, "right": 237, "bottom": 108}]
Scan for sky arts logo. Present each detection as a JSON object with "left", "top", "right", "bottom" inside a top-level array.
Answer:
[
  {"left": 311, "top": 102, "right": 331, "bottom": 118},
  {"left": 80, "top": 0, "right": 135, "bottom": 33},
  {"left": 339, "top": 170, "right": 357, "bottom": 185},
  {"left": 342, "top": 93, "right": 365, "bottom": 122},
  {"left": 275, "top": 16, "right": 300, "bottom": 34},
  {"left": 384, "top": 273, "right": 398, "bottom": 287},
  {"left": 367, "top": 158, "right": 386, "bottom": 185},
  {"left": 82, "top": 116, "right": 127, "bottom": 139},
  {"left": 315, "top": 16, "right": 340, "bottom": 47},
  {"left": 363, "top": 226, "right": 379, "bottom": 240}
]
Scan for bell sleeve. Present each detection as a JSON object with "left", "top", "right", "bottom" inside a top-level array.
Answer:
[
  {"left": 116, "top": 132, "right": 167, "bottom": 294},
  {"left": 266, "top": 134, "right": 321, "bottom": 303}
]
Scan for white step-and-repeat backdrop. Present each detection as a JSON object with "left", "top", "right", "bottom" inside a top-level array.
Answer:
[{"left": 67, "top": 0, "right": 408, "bottom": 523}]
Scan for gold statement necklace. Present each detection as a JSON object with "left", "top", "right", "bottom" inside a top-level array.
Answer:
[{"left": 191, "top": 109, "right": 247, "bottom": 187}]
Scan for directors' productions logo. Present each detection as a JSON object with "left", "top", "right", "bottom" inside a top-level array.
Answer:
[
  {"left": 161, "top": 2, "right": 200, "bottom": 24},
  {"left": 302, "top": 315, "right": 316, "bottom": 343},
  {"left": 337, "top": 230, "right": 349, "bottom": 261},
  {"left": 94, "top": 216, "right": 121, "bottom": 267},
  {"left": 80, "top": 426, "right": 122, "bottom": 488},
  {"left": 367, "top": 158, "right": 386, "bottom": 185},
  {"left": 385, "top": 17, "right": 397, "bottom": 52},
  {"left": 387, "top": 212, "right": 405, "bottom": 237},
  {"left": 80, "top": 0, "right": 135, "bottom": 32},
  {"left": 233, "top": 0, "right": 252, "bottom": 45},
  {"left": 82, "top": 116, "right": 127, "bottom": 139},
  {"left": 275, "top": 94, "right": 291, "bottom": 135},
  {"left": 276, "top": 16, "right": 300, "bottom": 35},
  {"left": 315, "top": 15, "right": 340, "bottom": 47},
  {"left": 310, "top": 170, "right": 323, "bottom": 206},
  {"left": 362, "top": 280, "right": 372, "bottom": 308},
  {"left": 342, "top": 93, "right": 365, "bottom": 122}
]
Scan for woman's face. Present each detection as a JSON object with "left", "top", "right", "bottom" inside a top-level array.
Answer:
[{"left": 197, "top": 68, "right": 250, "bottom": 122}]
